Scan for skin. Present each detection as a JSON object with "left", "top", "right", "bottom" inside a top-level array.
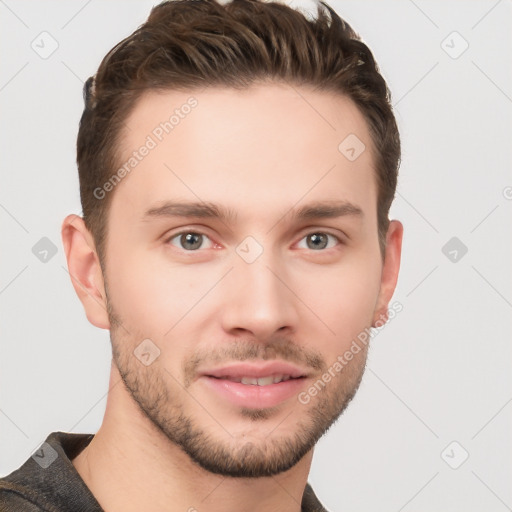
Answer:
[{"left": 62, "top": 82, "right": 402, "bottom": 512}]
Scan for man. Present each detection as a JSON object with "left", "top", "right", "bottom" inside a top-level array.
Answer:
[{"left": 0, "top": 0, "right": 402, "bottom": 510}]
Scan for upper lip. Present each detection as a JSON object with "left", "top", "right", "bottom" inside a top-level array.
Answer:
[{"left": 200, "top": 361, "right": 309, "bottom": 380}]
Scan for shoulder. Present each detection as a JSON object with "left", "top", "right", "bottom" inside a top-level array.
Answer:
[
  {"left": 0, "top": 478, "right": 58, "bottom": 512},
  {"left": 302, "top": 482, "right": 331, "bottom": 512},
  {"left": 0, "top": 431, "right": 96, "bottom": 512}
]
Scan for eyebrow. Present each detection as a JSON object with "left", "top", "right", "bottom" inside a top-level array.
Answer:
[{"left": 142, "top": 200, "right": 363, "bottom": 223}]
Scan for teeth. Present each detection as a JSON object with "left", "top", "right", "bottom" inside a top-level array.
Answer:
[
  {"left": 236, "top": 375, "right": 291, "bottom": 386},
  {"left": 241, "top": 377, "right": 259, "bottom": 385},
  {"left": 256, "top": 376, "right": 274, "bottom": 386}
]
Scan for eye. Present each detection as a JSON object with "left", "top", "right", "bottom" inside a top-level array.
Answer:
[
  {"left": 296, "top": 232, "right": 340, "bottom": 251},
  {"left": 167, "top": 231, "right": 214, "bottom": 251}
]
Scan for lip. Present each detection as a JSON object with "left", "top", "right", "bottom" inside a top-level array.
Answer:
[
  {"left": 198, "top": 361, "right": 310, "bottom": 409},
  {"left": 200, "top": 361, "right": 309, "bottom": 380}
]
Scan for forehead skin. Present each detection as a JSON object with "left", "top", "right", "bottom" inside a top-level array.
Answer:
[{"left": 105, "top": 82, "right": 379, "bottom": 262}]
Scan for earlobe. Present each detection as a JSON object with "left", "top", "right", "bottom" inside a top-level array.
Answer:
[
  {"left": 61, "top": 214, "right": 111, "bottom": 330},
  {"left": 372, "top": 220, "right": 403, "bottom": 327}
]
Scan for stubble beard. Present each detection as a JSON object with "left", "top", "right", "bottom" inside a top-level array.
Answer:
[{"left": 107, "top": 301, "right": 368, "bottom": 478}]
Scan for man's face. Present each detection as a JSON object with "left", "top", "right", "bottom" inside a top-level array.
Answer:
[{"left": 101, "top": 83, "right": 391, "bottom": 477}]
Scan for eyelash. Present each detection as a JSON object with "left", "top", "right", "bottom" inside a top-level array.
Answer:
[{"left": 165, "top": 230, "right": 343, "bottom": 252}]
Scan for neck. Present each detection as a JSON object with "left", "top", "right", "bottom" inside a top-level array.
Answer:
[{"left": 72, "top": 362, "right": 313, "bottom": 512}]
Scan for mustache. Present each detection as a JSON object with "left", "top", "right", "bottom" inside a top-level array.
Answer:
[{"left": 182, "top": 337, "right": 326, "bottom": 386}]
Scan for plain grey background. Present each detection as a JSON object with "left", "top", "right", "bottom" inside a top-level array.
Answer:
[{"left": 1, "top": 1, "right": 511, "bottom": 510}]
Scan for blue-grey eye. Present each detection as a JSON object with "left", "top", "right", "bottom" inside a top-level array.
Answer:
[
  {"left": 297, "top": 232, "right": 338, "bottom": 250},
  {"left": 169, "top": 232, "right": 212, "bottom": 251}
]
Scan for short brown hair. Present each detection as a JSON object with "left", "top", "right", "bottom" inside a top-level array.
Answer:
[{"left": 77, "top": 0, "right": 400, "bottom": 263}]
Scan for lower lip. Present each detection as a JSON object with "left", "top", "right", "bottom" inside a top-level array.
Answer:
[{"left": 200, "top": 376, "right": 307, "bottom": 409}]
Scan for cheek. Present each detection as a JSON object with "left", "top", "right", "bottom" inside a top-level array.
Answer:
[
  {"left": 106, "top": 250, "right": 172, "bottom": 333},
  {"left": 294, "top": 256, "right": 382, "bottom": 349},
  {"left": 105, "top": 246, "right": 219, "bottom": 338}
]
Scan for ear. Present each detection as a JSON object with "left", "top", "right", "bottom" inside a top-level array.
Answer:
[
  {"left": 61, "top": 214, "right": 110, "bottom": 330},
  {"left": 372, "top": 219, "right": 403, "bottom": 326}
]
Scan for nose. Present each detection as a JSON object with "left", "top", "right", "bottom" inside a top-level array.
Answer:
[{"left": 219, "top": 250, "right": 299, "bottom": 341}]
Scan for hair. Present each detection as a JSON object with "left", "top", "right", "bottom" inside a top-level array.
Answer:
[{"left": 77, "top": 0, "right": 400, "bottom": 264}]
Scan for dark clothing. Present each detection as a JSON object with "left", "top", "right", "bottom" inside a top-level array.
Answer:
[{"left": 0, "top": 431, "right": 328, "bottom": 511}]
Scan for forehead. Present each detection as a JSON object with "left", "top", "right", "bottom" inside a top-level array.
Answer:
[{"left": 110, "top": 83, "right": 377, "bottom": 224}]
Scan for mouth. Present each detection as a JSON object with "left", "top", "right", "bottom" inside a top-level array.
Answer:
[
  {"left": 198, "top": 361, "right": 309, "bottom": 409},
  {"left": 210, "top": 374, "right": 300, "bottom": 386}
]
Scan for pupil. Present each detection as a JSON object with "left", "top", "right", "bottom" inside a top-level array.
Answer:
[
  {"left": 308, "top": 233, "right": 327, "bottom": 250},
  {"left": 182, "top": 233, "right": 202, "bottom": 250}
]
